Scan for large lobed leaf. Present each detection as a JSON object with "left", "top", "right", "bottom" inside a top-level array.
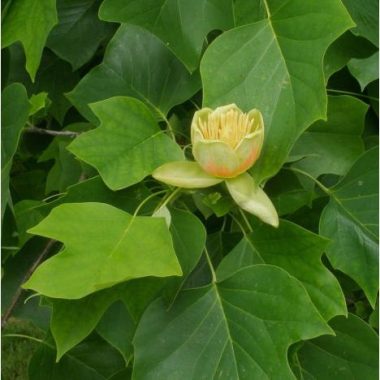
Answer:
[
  {"left": 133, "top": 265, "right": 332, "bottom": 379},
  {"left": 48, "top": 209, "right": 206, "bottom": 360},
  {"left": 23, "top": 202, "right": 182, "bottom": 299},
  {"left": 201, "top": 0, "right": 354, "bottom": 185},
  {"left": 68, "top": 97, "right": 184, "bottom": 190},
  {"left": 217, "top": 220, "right": 346, "bottom": 321},
  {"left": 320, "top": 147, "right": 379, "bottom": 307}
]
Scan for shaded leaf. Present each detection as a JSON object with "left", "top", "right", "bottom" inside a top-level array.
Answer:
[
  {"left": 320, "top": 147, "right": 379, "bottom": 306},
  {"left": 33, "top": 50, "right": 80, "bottom": 124},
  {"left": 298, "top": 313, "right": 379, "bottom": 379},
  {"left": 29, "top": 335, "right": 124, "bottom": 380},
  {"left": 342, "top": 0, "right": 378, "bottom": 47},
  {"left": 50, "top": 287, "right": 119, "bottom": 361},
  {"left": 2, "top": 0, "right": 58, "bottom": 80},
  {"left": 324, "top": 32, "right": 377, "bottom": 80},
  {"left": 38, "top": 123, "right": 92, "bottom": 194},
  {"left": 67, "top": 25, "right": 200, "bottom": 124},
  {"left": 97, "top": 301, "right": 135, "bottom": 364},
  {"left": 24, "top": 202, "right": 182, "bottom": 299},
  {"left": 99, "top": 0, "right": 234, "bottom": 71},
  {"left": 47, "top": 0, "right": 115, "bottom": 70},
  {"left": 68, "top": 97, "right": 183, "bottom": 190},
  {"left": 1, "top": 83, "right": 30, "bottom": 215},
  {"left": 133, "top": 265, "right": 332, "bottom": 379},
  {"left": 201, "top": 0, "right": 353, "bottom": 185},
  {"left": 217, "top": 220, "right": 346, "bottom": 321},
  {"left": 348, "top": 51, "right": 379, "bottom": 90},
  {"left": 291, "top": 95, "right": 367, "bottom": 178}
]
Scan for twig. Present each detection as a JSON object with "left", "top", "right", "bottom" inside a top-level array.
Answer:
[
  {"left": 25, "top": 123, "right": 80, "bottom": 138},
  {"left": 1, "top": 239, "right": 57, "bottom": 328}
]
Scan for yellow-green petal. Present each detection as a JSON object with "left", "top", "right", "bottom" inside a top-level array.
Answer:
[
  {"left": 193, "top": 140, "right": 241, "bottom": 178},
  {"left": 152, "top": 161, "right": 222, "bottom": 188},
  {"left": 235, "top": 130, "right": 264, "bottom": 173},
  {"left": 191, "top": 107, "right": 213, "bottom": 145},
  {"left": 226, "top": 173, "right": 279, "bottom": 227}
]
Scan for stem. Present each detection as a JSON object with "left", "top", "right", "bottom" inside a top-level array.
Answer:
[
  {"left": 327, "top": 88, "right": 379, "bottom": 101},
  {"left": 2, "top": 334, "right": 46, "bottom": 345},
  {"left": 239, "top": 209, "right": 253, "bottom": 233},
  {"left": 25, "top": 124, "right": 80, "bottom": 138},
  {"left": 161, "top": 115, "right": 176, "bottom": 141},
  {"left": 133, "top": 190, "right": 167, "bottom": 217},
  {"left": 229, "top": 212, "right": 249, "bottom": 236},
  {"left": 2, "top": 334, "right": 55, "bottom": 350},
  {"left": 204, "top": 247, "right": 217, "bottom": 283},
  {"left": 154, "top": 187, "right": 181, "bottom": 213},
  {"left": 189, "top": 99, "right": 200, "bottom": 110},
  {"left": 285, "top": 167, "right": 331, "bottom": 195},
  {"left": 1, "top": 240, "right": 57, "bottom": 328}
]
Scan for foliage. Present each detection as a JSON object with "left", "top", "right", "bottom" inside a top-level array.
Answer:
[{"left": 1, "top": 0, "right": 379, "bottom": 378}]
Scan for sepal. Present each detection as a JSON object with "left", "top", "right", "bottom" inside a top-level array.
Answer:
[
  {"left": 152, "top": 161, "right": 223, "bottom": 188},
  {"left": 226, "top": 173, "right": 279, "bottom": 227}
]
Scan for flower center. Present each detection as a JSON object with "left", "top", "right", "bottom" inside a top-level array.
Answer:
[{"left": 197, "top": 109, "right": 254, "bottom": 149}]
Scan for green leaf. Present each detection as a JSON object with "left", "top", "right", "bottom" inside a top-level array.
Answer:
[
  {"left": 47, "top": 0, "right": 115, "bottom": 70},
  {"left": 298, "top": 313, "right": 379, "bottom": 379},
  {"left": 320, "top": 147, "right": 379, "bottom": 307},
  {"left": 1, "top": 83, "right": 30, "bottom": 169},
  {"left": 50, "top": 287, "right": 120, "bottom": 361},
  {"left": 14, "top": 200, "right": 47, "bottom": 248},
  {"left": 68, "top": 97, "right": 184, "bottom": 190},
  {"left": 217, "top": 220, "right": 346, "bottom": 321},
  {"left": 29, "top": 92, "right": 49, "bottom": 116},
  {"left": 233, "top": 0, "right": 266, "bottom": 26},
  {"left": 1, "top": 83, "right": 30, "bottom": 215},
  {"left": 133, "top": 265, "right": 332, "bottom": 379},
  {"left": 324, "top": 32, "right": 378, "bottom": 81},
  {"left": 99, "top": 0, "right": 234, "bottom": 71},
  {"left": 348, "top": 52, "right": 379, "bottom": 91},
  {"left": 67, "top": 25, "right": 200, "bottom": 124},
  {"left": 266, "top": 170, "right": 313, "bottom": 216},
  {"left": 2, "top": 0, "right": 58, "bottom": 80},
  {"left": 49, "top": 276, "right": 166, "bottom": 362},
  {"left": 291, "top": 95, "right": 367, "bottom": 178},
  {"left": 96, "top": 301, "right": 135, "bottom": 364},
  {"left": 23, "top": 202, "right": 182, "bottom": 299},
  {"left": 152, "top": 161, "right": 223, "bottom": 188},
  {"left": 13, "top": 177, "right": 151, "bottom": 250},
  {"left": 39, "top": 123, "right": 92, "bottom": 194},
  {"left": 165, "top": 209, "right": 206, "bottom": 299},
  {"left": 342, "top": 0, "right": 379, "bottom": 47},
  {"left": 29, "top": 335, "right": 125, "bottom": 380},
  {"left": 201, "top": 0, "right": 353, "bottom": 184},
  {"left": 33, "top": 50, "right": 80, "bottom": 124}
]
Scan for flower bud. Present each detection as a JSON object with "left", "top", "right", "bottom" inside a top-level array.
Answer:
[{"left": 191, "top": 104, "right": 264, "bottom": 178}]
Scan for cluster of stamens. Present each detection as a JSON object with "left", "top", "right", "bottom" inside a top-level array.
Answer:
[{"left": 197, "top": 109, "right": 254, "bottom": 149}]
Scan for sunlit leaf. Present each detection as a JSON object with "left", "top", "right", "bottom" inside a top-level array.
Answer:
[{"left": 201, "top": 0, "right": 353, "bottom": 184}]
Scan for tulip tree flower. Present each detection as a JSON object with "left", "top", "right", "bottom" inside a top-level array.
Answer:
[{"left": 152, "top": 104, "right": 279, "bottom": 227}]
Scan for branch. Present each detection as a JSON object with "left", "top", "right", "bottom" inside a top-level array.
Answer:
[
  {"left": 1, "top": 239, "right": 58, "bottom": 328},
  {"left": 25, "top": 123, "right": 80, "bottom": 138}
]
